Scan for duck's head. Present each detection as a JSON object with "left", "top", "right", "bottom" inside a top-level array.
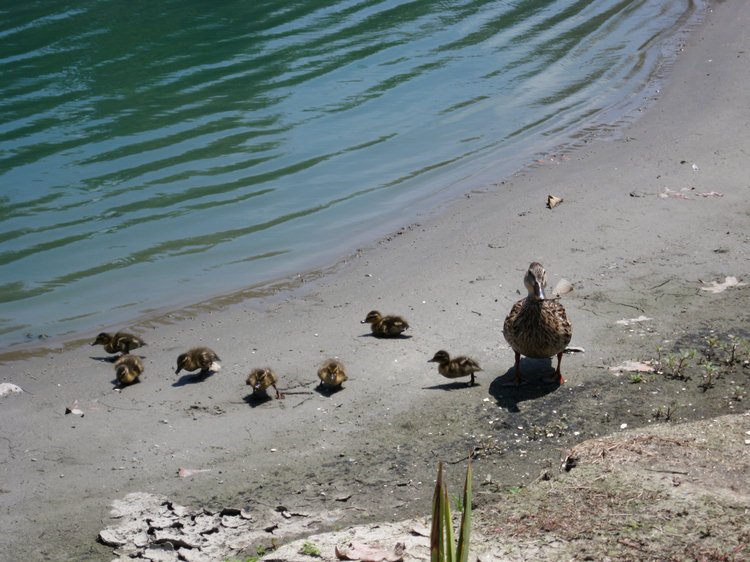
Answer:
[
  {"left": 322, "top": 359, "right": 343, "bottom": 373},
  {"left": 428, "top": 350, "right": 450, "bottom": 364},
  {"left": 523, "top": 262, "right": 547, "bottom": 301},
  {"left": 175, "top": 353, "right": 190, "bottom": 374},
  {"left": 248, "top": 368, "right": 269, "bottom": 386},
  {"left": 92, "top": 332, "right": 112, "bottom": 346},
  {"left": 361, "top": 310, "right": 382, "bottom": 324}
]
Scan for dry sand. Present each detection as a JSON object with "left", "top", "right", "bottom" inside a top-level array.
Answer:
[{"left": 1, "top": 1, "right": 749, "bottom": 560}]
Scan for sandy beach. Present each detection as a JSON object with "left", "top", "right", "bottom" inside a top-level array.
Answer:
[{"left": 2, "top": 1, "right": 749, "bottom": 560}]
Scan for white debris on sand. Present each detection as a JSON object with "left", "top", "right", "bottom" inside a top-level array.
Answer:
[
  {"left": 0, "top": 382, "right": 23, "bottom": 397},
  {"left": 701, "top": 276, "right": 746, "bottom": 294},
  {"left": 99, "top": 492, "right": 358, "bottom": 562}
]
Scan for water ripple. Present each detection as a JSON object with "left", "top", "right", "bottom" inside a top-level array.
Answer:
[{"left": 0, "top": 0, "right": 701, "bottom": 347}]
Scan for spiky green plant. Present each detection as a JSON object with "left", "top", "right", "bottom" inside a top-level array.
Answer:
[{"left": 430, "top": 460, "right": 471, "bottom": 562}]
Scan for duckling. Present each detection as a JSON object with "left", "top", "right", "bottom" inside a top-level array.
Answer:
[
  {"left": 175, "top": 347, "right": 221, "bottom": 376},
  {"left": 317, "top": 359, "right": 348, "bottom": 389},
  {"left": 361, "top": 310, "right": 410, "bottom": 337},
  {"left": 246, "top": 367, "right": 284, "bottom": 399},
  {"left": 114, "top": 355, "right": 144, "bottom": 386},
  {"left": 92, "top": 331, "right": 145, "bottom": 355},
  {"left": 503, "top": 262, "right": 572, "bottom": 386},
  {"left": 428, "top": 350, "right": 483, "bottom": 386}
]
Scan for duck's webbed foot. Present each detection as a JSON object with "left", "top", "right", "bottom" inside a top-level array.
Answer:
[{"left": 542, "top": 353, "right": 566, "bottom": 384}]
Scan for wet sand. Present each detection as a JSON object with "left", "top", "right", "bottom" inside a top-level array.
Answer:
[{"left": 1, "top": 1, "right": 749, "bottom": 560}]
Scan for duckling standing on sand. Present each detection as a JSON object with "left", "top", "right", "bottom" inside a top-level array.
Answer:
[
  {"left": 428, "top": 350, "right": 483, "bottom": 386},
  {"left": 92, "top": 331, "right": 145, "bottom": 356},
  {"left": 175, "top": 347, "right": 221, "bottom": 376},
  {"left": 246, "top": 368, "right": 284, "bottom": 399},
  {"left": 317, "top": 359, "right": 348, "bottom": 390},
  {"left": 114, "top": 355, "right": 144, "bottom": 386},
  {"left": 503, "top": 262, "right": 572, "bottom": 386},
  {"left": 361, "top": 310, "right": 410, "bottom": 338}
]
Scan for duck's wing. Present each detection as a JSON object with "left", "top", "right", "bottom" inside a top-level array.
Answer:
[{"left": 458, "top": 356, "right": 482, "bottom": 371}]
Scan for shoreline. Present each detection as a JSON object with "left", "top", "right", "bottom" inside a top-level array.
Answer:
[{"left": 2, "top": 1, "right": 750, "bottom": 560}]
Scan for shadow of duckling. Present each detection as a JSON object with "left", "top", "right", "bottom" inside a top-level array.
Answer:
[
  {"left": 243, "top": 392, "right": 274, "bottom": 407},
  {"left": 173, "top": 371, "right": 217, "bottom": 387},
  {"left": 423, "top": 380, "right": 481, "bottom": 391}
]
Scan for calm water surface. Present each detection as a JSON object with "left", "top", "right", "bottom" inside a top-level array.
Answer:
[{"left": 0, "top": 0, "right": 702, "bottom": 349}]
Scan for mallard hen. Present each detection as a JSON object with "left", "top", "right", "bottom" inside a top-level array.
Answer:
[
  {"left": 317, "top": 359, "right": 347, "bottom": 389},
  {"left": 175, "top": 347, "right": 221, "bottom": 376},
  {"left": 92, "top": 331, "right": 145, "bottom": 355},
  {"left": 246, "top": 367, "right": 284, "bottom": 399},
  {"left": 428, "top": 350, "right": 482, "bottom": 386},
  {"left": 503, "top": 262, "right": 572, "bottom": 385},
  {"left": 114, "top": 355, "right": 144, "bottom": 386},
  {"left": 361, "top": 310, "right": 410, "bottom": 337}
]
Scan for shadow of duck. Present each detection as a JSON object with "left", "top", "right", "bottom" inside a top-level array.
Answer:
[
  {"left": 243, "top": 392, "right": 274, "bottom": 407},
  {"left": 489, "top": 358, "right": 562, "bottom": 413},
  {"left": 172, "top": 371, "right": 216, "bottom": 387}
]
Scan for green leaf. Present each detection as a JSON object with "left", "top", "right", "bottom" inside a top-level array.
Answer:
[{"left": 456, "top": 459, "right": 472, "bottom": 562}]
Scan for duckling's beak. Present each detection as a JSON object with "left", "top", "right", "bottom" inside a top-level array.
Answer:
[
  {"left": 534, "top": 280, "right": 545, "bottom": 301},
  {"left": 360, "top": 319, "right": 367, "bottom": 324}
]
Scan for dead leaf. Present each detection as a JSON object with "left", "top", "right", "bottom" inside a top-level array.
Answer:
[
  {"left": 177, "top": 467, "right": 211, "bottom": 477},
  {"left": 65, "top": 399, "right": 84, "bottom": 416},
  {"left": 609, "top": 361, "right": 655, "bottom": 373},
  {"left": 336, "top": 542, "right": 405, "bottom": 562},
  {"left": 659, "top": 187, "right": 693, "bottom": 199},
  {"left": 552, "top": 278, "right": 573, "bottom": 296},
  {"left": 409, "top": 521, "right": 430, "bottom": 537},
  {"left": 701, "top": 276, "right": 746, "bottom": 293}
]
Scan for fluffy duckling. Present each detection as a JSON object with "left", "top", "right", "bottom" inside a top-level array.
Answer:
[
  {"left": 361, "top": 310, "right": 410, "bottom": 337},
  {"left": 246, "top": 367, "right": 284, "bottom": 399},
  {"left": 175, "top": 347, "right": 221, "bottom": 376},
  {"left": 317, "top": 359, "right": 348, "bottom": 389},
  {"left": 503, "top": 262, "right": 572, "bottom": 386},
  {"left": 114, "top": 355, "right": 144, "bottom": 386},
  {"left": 92, "top": 331, "right": 145, "bottom": 355},
  {"left": 428, "top": 350, "right": 483, "bottom": 386}
]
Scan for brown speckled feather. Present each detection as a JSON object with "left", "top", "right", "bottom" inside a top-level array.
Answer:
[
  {"left": 504, "top": 298, "right": 571, "bottom": 359},
  {"left": 114, "top": 354, "right": 144, "bottom": 385},
  {"left": 317, "top": 359, "right": 348, "bottom": 388}
]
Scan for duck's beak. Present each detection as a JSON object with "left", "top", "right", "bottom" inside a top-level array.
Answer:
[
  {"left": 534, "top": 280, "right": 545, "bottom": 301},
  {"left": 360, "top": 319, "right": 367, "bottom": 324}
]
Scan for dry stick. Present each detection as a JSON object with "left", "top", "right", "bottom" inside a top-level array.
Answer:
[
  {"left": 617, "top": 538, "right": 650, "bottom": 552},
  {"left": 643, "top": 468, "right": 689, "bottom": 475}
]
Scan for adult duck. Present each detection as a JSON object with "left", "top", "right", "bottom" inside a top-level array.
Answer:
[{"left": 503, "top": 262, "right": 572, "bottom": 385}]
